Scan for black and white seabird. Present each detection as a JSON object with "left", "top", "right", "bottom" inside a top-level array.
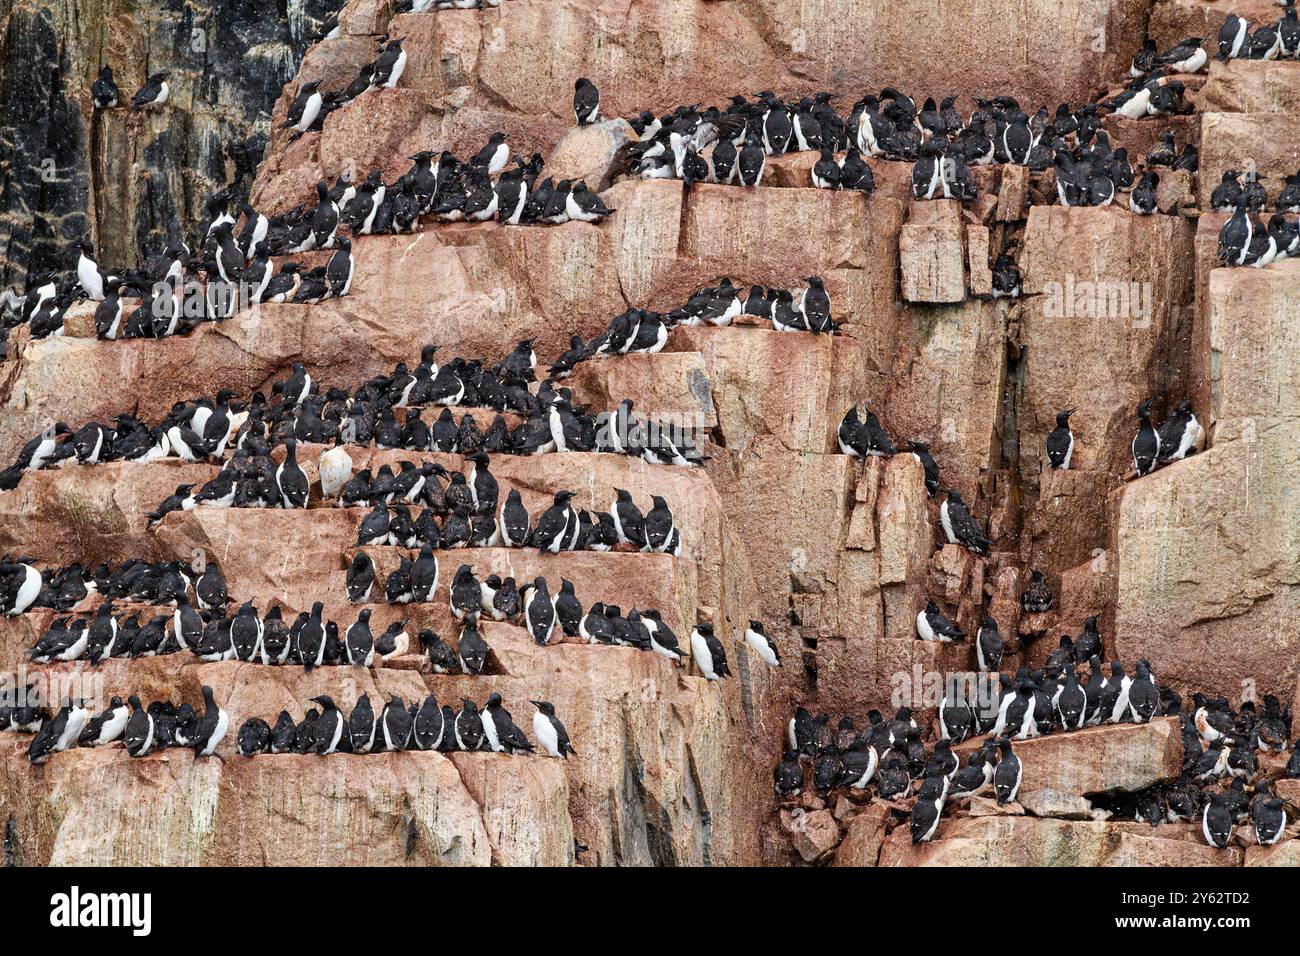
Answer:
[
  {"left": 642, "top": 609, "right": 682, "bottom": 662},
  {"left": 993, "top": 738, "right": 1022, "bottom": 805},
  {"left": 573, "top": 77, "right": 601, "bottom": 125},
  {"left": 904, "top": 440, "right": 940, "bottom": 497},
  {"left": 296, "top": 602, "right": 326, "bottom": 671},
  {"left": 972, "top": 616, "right": 1002, "bottom": 671},
  {"left": 92, "top": 65, "right": 120, "bottom": 108},
  {"left": 910, "top": 775, "right": 946, "bottom": 844},
  {"left": 325, "top": 235, "right": 355, "bottom": 296},
  {"left": 1131, "top": 399, "right": 1161, "bottom": 475},
  {"left": 453, "top": 698, "right": 484, "bottom": 751},
  {"left": 1021, "top": 570, "right": 1053, "bottom": 613},
  {"left": 610, "top": 487, "right": 646, "bottom": 549},
  {"left": 1129, "top": 171, "right": 1158, "bottom": 214},
  {"left": 938, "top": 688, "right": 974, "bottom": 743},
  {"left": 497, "top": 488, "right": 531, "bottom": 548},
  {"left": 811, "top": 147, "right": 841, "bottom": 189},
  {"left": 643, "top": 495, "right": 677, "bottom": 554},
  {"left": 1045, "top": 408, "right": 1076, "bottom": 469},
  {"left": 369, "top": 37, "right": 407, "bottom": 90},
  {"left": 565, "top": 182, "right": 614, "bottom": 222},
  {"left": 192, "top": 685, "right": 229, "bottom": 757},
  {"left": 1251, "top": 793, "right": 1287, "bottom": 846},
  {"left": 1202, "top": 792, "right": 1233, "bottom": 848},
  {"left": 837, "top": 405, "right": 896, "bottom": 457},
  {"left": 381, "top": 694, "right": 413, "bottom": 751},
  {"left": 916, "top": 600, "right": 964, "bottom": 642},
  {"left": 1218, "top": 201, "right": 1253, "bottom": 266},
  {"left": 409, "top": 544, "right": 439, "bottom": 603},
  {"left": 479, "top": 693, "right": 534, "bottom": 754},
  {"left": 310, "top": 695, "right": 344, "bottom": 755},
  {"left": 531, "top": 701, "right": 576, "bottom": 758},
  {"left": 939, "top": 489, "right": 992, "bottom": 554},
  {"left": 131, "top": 71, "right": 170, "bottom": 109},
  {"left": 1218, "top": 14, "right": 1250, "bottom": 61},
  {"left": 346, "top": 551, "right": 375, "bottom": 604},
  {"left": 775, "top": 750, "right": 804, "bottom": 796},
  {"left": 458, "top": 618, "right": 489, "bottom": 674},
  {"left": 349, "top": 694, "right": 376, "bottom": 754},
  {"left": 1156, "top": 400, "right": 1202, "bottom": 463},
  {"left": 237, "top": 718, "right": 271, "bottom": 756},
  {"left": 553, "top": 578, "right": 582, "bottom": 637},
  {"left": 689, "top": 621, "right": 730, "bottom": 680},
  {"left": 523, "top": 576, "right": 557, "bottom": 645},
  {"left": 78, "top": 696, "right": 128, "bottom": 747},
  {"left": 413, "top": 693, "right": 445, "bottom": 751},
  {"left": 737, "top": 134, "right": 765, "bottom": 186},
  {"left": 123, "top": 695, "right": 155, "bottom": 757},
  {"left": 281, "top": 79, "right": 323, "bottom": 134},
  {"left": 345, "top": 608, "right": 375, "bottom": 666},
  {"left": 743, "top": 619, "right": 779, "bottom": 666},
  {"left": 1056, "top": 669, "right": 1087, "bottom": 730}
]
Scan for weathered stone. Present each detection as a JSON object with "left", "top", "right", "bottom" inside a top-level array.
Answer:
[
  {"left": 1018, "top": 788, "right": 1095, "bottom": 820},
  {"left": 0, "top": 461, "right": 217, "bottom": 560},
  {"left": 833, "top": 801, "right": 891, "bottom": 866},
  {"left": 0, "top": 741, "right": 573, "bottom": 866},
  {"left": 1116, "top": 423, "right": 1300, "bottom": 700},
  {"left": 1275, "top": 779, "right": 1300, "bottom": 805},
  {"left": 1244, "top": 840, "right": 1300, "bottom": 867},
  {"left": 967, "top": 226, "right": 993, "bottom": 297},
  {"left": 790, "top": 808, "right": 841, "bottom": 863},
  {"left": 1201, "top": 59, "right": 1300, "bottom": 114},
  {"left": 545, "top": 119, "right": 637, "bottom": 192},
  {"left": 883, "top": 298, "right": 1006, "bottom": 506},
  {"left": 956, "top": 719, "right": 1184, "bottom": 796},
  {"left": 880, "top": 817, "right": 1243, "bottom": 866},
  {"left": 969, "top": 796, "right": 1024, "bottom": 817},
  {"left": 900, "top": 206, "right": 966, "bottom": 304},
  {"left": 1155, "top": 168, "right": 1198, "bottom": 215},
  {"left": 996, "top": 165, "right": 1029, "bottom": 222}
]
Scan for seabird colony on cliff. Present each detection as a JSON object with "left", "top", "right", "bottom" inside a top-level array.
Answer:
[{"left": 3, "top": 7, "right": 1296, "bottom": 864}]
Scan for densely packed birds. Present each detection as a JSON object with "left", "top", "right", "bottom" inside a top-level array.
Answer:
[
  {"left": 6, "top": 685, "right": 228, "bottom": 763},
  {"left": 778, "top": 654, "right": 1296, "bottom": 849},
  {"left": 233, "top": 690, "right": 566, "bottom": 758},
  {"left": 0, "top": 340, "right": 711, "bottom": 494},
  {"left": 6, "top": 7, "right": 1298, "bottom": 873}
]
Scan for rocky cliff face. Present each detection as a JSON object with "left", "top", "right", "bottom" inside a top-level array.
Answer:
[
  {"left": 1, "top": 0, "right": 1298, "bottom": 866},
  {"left": 0, "top": 0, "right": 342, "bottom": 287}
]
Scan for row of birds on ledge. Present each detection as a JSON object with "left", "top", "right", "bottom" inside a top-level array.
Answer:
[
  {"left": 7, "top": 549, "right": 783, "bottom": 673},
  {"left": 13, "top": 18, "right": 1300, "bottom": 344},
  {"left": 1, "top": 558, "right": 225, "bottom": 617},
  {"left": 0, "top": 340, "right": 705, "bottom": 492},
  {"left": 346, "top": 487, "right": 680, "bottom": 556},
  {"left": 233, "top": 692, "right": 573, "bottom": 758},
  {"left": 777, "top": 662, "right": 1298, "bottom": 849},
  {"left": 4, "top": 685, "right": 581, "bottom": 764},
  {"left": 9, "top": 612, "right": 781, "bottom": 763},
  {"left": 16, "top": 575, "right": 776, "bottom": 682},
  {"left": 597, "top": 80, "right": 1195, "bottom": 206},
  {"left": 26, "top": 4, "right": 1296, "bottom": 265},
  {"left": 1, "top": 122, "right": 615, "bottom": 343}
]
